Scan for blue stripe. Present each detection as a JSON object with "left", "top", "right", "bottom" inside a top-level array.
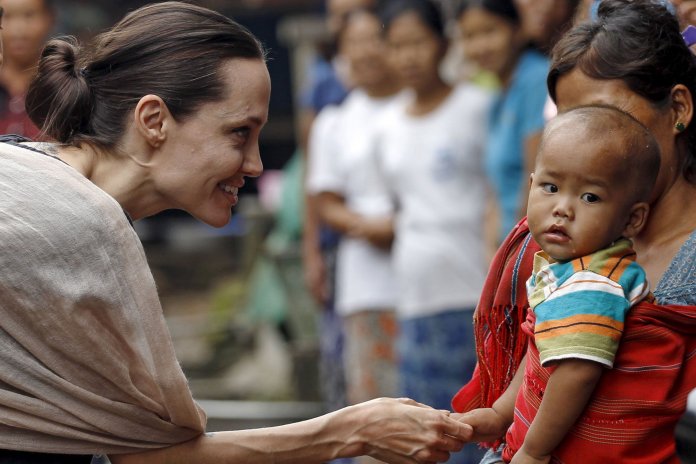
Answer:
[{"left": 534, "top": 290, "right": 629, "bottom": 322}]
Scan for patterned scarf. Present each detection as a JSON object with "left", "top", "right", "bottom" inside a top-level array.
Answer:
[{"left": 452, "top": 218, "right": 539, "bottom": 414}]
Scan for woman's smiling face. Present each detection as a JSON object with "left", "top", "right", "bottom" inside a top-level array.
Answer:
[{"left": 151, "top": 58, "right": 270, "bottom": 227}]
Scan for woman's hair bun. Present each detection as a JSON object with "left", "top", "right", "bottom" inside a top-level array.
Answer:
[{"left": 26, "top": 36, "right": 93, "bottom": 143}]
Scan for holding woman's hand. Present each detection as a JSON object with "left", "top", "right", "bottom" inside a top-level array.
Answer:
[
  {"left": 451, "top": 407, "right": 511, "bottom": 445},
  {"left": 342, "top": 398, "right": 472, "bottom": 463}
]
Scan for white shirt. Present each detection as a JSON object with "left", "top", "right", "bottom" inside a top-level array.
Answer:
[
  {"left": 306, "top": 89, "right": 402, "bottom": 315},
  {"left": 376, "top": 84, "right": 492, "bottom": 318}
]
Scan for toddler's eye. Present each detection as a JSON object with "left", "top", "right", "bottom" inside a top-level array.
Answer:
[
  {"left": 581, "top": 193, "right": 600, "bottom": 203},
  {"left": 541, "top": 183, "right": 558, "bottom": 193}
]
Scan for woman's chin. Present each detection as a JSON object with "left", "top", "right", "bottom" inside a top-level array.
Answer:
[{"left": 193, "top": 208, "right": 233, "bottom": 228}]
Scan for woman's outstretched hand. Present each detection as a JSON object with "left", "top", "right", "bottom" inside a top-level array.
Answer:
[{"left": 340, "top": 397, "right": 473, "bottom": 463}]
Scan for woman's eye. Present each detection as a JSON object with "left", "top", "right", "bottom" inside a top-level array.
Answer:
[
  {"left": 581, "top": 193, "right": 600, "bottom": 203},
  {"left": 541, "top": 183, "right": 558, "bottom": 193},
  {"left": 231, "top": 127, "right": 250, "bottom": 144}
]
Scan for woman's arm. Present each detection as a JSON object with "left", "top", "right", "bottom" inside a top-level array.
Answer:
[
  {"left": 302, "top": 192, "right": 328, "bottom": 304},
  {"left": 511, "top": 359, "right": 603, "bottom": 464},
  {"left": 110, "top": 398, "right": 473, "bottom": 464}
]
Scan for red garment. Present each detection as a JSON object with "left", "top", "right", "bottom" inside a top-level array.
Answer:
[
  {"left": 503, "top": 301, "right": 696, "bottom": 463},
  {"left": 452, "top": 218, "right": 540, "bottom": 413}
]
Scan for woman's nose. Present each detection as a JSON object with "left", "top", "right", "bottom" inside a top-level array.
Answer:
[{"left": 243, "top": 145, "right": 263, "bottom": 178}]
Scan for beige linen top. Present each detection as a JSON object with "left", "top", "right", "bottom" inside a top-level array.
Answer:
[{"left": 0, "top": 141, "right": 206, "bottom": 454}]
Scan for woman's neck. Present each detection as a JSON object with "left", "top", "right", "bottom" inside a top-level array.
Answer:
[
  {"left": 364, "top": 80, "right": 401, "bottom": 99},
  {"left": 57, "top": 144, "right": 164, "bottom": 221},
  {"left": 408, "top": 77, "right": 452, "bottom": 116},
  {"left": 634, "top": 176, "right": 696, "bottom": 283}
]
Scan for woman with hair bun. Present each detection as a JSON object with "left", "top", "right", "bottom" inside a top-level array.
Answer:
[
  {"left": 0, "top": 2, "right": 473, "bottom": 463},
  {"left": 452, "top": 0, "right": 696, "bottom": 462}
]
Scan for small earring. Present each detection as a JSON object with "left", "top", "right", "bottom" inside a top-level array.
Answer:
[{"left": 675, "top": 121, "right": 686, "bottom": 132}]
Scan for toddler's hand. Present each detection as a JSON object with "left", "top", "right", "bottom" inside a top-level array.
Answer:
[{"left": 450, "top": 407, "right": 510, "bottom": 443}]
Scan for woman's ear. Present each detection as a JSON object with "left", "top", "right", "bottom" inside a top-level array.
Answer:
[
  {"left": 133, "top": 94, "right": 170, "bottom": 149},
  {"left": 623, "top": 202, "right": 650, "bottom": 239},
  {"left": 671, "top": 84, "right": 693, "bottom": 134}
]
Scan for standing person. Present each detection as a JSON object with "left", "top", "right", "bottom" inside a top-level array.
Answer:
[
  {"left": 306, "top": 8, "right": 402, "bottom": 435},
  {"left": 0, "top": 2, "right": 477, "bottom": 463},
  {"left": 462, "top": 105, "right": 661, "bottom": 463},
  {"left": 0, "top": 0, "right": 53, "bottom": 138},
  {"left": 452, "top": 1, "right": 696, "bottom": 462},
  {"left": 300, "top": 0, "right": 375, "bottom": 424},
  {"left": 377, "top": 1, "right": 492, "bottom": 462},
  {"left": 457, "top": 0, "right": 549, "bottom": 243},
  {"left": 511, "top": 0, "right": 579, "bottom": 55}
]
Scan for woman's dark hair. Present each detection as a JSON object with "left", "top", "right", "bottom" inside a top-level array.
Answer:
[
  {"left": 26, "top": 1, "right": 265, "bottom": 147},
  {"left": 456, "top": 0, "right": 519, "bottom": 24},
  {"left": 380, "top": 0, "right": 445, "bottom": 39},
  {"left": 548, "top": 0, "right": 696, "bottom": 183}
]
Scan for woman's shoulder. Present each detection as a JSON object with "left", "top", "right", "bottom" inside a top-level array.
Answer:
[
  {"left": 0, "top": 141, "right": 133, "bottom": 241},
  {"left": 452, "top": 81, "right": 494, "bottom": 105},
  {"left": 655, "top": 229, "right": 696, "bottom": 305},
  {"left": 513, "top": 49, "right": 550, "bottom": 89}
]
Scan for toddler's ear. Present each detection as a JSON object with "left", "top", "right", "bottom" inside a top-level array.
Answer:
[{"left": 623, "top": 202, "right": 650, "bottom": 238}]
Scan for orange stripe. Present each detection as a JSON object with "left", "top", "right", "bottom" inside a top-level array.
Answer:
[
  {"left": 536, "top": 314, "right": 624, "bottom": 332},
  {"left": 535, "top": 323, "right": 622, "bottom": 340},
  {"left": 598, "top": 254, "right": 635, "bottom": 279}
]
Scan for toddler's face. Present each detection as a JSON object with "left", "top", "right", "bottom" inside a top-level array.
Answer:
[{"left": 527, "top": 133, "right": 638, "bottom": 261}]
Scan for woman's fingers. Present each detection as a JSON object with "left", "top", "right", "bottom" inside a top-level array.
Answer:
[{"left": 440, "top": 416, "right": 474, "bottom": 442}]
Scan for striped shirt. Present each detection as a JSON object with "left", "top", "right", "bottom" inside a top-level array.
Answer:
[{"left": 526, "top": 238, "right": 652, "bottom": 367}]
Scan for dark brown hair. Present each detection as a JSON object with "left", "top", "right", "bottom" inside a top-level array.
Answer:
[
  {"left": 380, "top": 0, "right": 446, "bottom": 39},
  {"left": 26, "top": 1, "right": 265, "bottom": 148},
  {"left": 548, "top": 0, "right": 696, "bottom": 184},
  {"left": 456, "top": 0, "right": 519, "bottom": 24}
]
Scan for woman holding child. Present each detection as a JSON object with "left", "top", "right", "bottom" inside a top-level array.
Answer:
[{"left": 453, "top": 0, "right": 696, "bottom": 462}]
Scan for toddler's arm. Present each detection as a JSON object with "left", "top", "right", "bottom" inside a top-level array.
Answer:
[
  {"left": 511, "top": 359, "right": 603, "bottom": 464},
  {"left": 453, "top": 355, "right": 527, "bottom": 443}
]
